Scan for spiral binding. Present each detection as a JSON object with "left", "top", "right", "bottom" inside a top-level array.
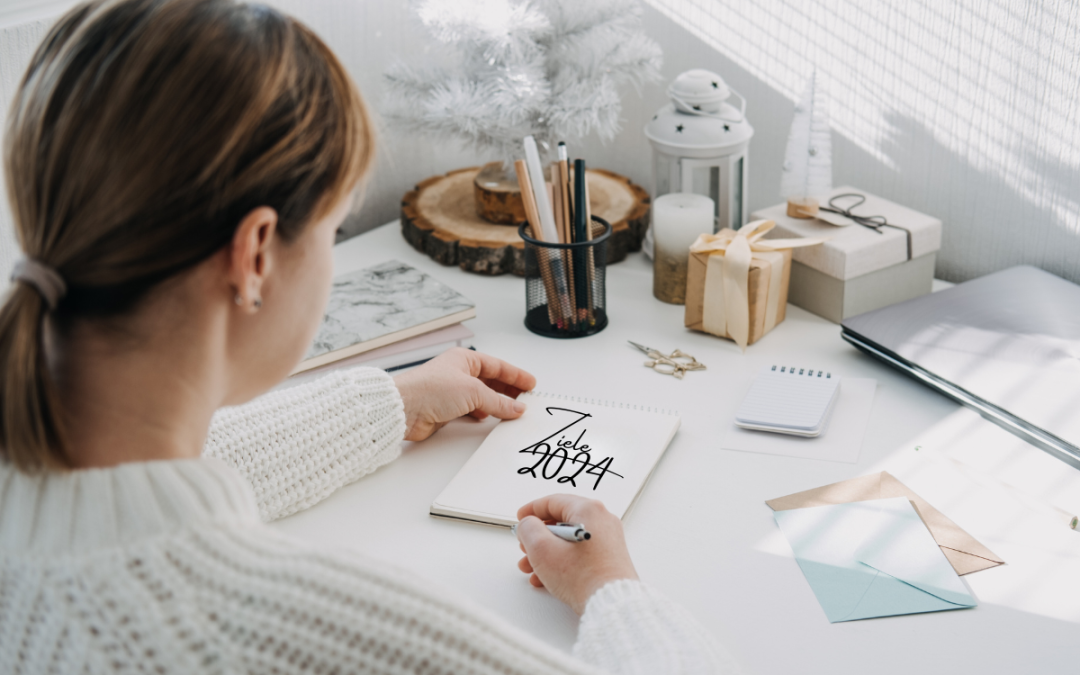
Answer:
[
  {"left": 527, "top": 391, "right": 678, "bottom": 416},
  {"left": 771, "top": 365, "right": 831, "bottom": 378}
]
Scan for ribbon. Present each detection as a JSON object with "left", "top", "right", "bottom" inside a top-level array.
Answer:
[
  {"left": 690, "top": 220, "right": 827, "bottom": 350},
  {"left": 819, "top": 193, "right": 914, "bottom": 261}
]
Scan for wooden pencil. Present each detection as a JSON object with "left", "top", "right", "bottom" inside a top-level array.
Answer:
[
  {"left": 514, "top": 160, "right": 561, "bottom": 327},
  {"left": 549, "top": 180, "right": 577, "bottom": 327},
  {"left": 560, "top": 158, "right": 586, "bottom": 323}
]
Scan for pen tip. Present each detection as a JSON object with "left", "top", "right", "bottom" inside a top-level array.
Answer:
[{"left": 583, "top": 532, "right": 591, "bottom": 540}]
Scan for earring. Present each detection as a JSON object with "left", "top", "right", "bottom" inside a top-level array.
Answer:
[
  {"left": 253, "top": 298, "right": 262, "bottom": 310},
  {"left": 234, "top": 294, "right": 243, "bottom": 305}
]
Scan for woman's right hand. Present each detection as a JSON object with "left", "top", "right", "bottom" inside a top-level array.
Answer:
[{"left": 515, "top": 494, "right": 639, "bottom": 615}]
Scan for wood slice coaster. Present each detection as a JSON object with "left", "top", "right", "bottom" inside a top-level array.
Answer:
[{"left": 401, "top": 166, "right": 650, "bottom": 276}]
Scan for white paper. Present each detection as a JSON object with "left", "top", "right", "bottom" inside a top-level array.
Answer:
[
  {"left": 721, "top": 378, "right": 876, "bottom": 463},
  {"left": 855, "top": 498, "right": 977, "bottom": 607},
  {"left": 431, "top": 392, "right": 681, "bottom": 526}
]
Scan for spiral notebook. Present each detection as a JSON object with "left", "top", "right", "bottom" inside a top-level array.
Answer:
[
  {"left": 735, "top": 366, "right": 841, "bottom": 437},
  {"left": 430, "top": 392, "right": 681, "bottom": 527}
]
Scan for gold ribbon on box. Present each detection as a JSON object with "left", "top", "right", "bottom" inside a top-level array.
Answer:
[{"left": 689, "top": 220, "right": 828, "bottom": 350}]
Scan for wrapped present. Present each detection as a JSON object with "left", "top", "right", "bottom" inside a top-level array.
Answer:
[
  {"left": 685, "top": 220, "right": 827, "bottom": 349},
  {"left": 752, "top": 187, "right": 943, "bottom": 323}
]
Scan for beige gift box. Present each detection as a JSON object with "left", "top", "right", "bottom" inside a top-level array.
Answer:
[
  {"left": 683, "top": 220, "right": 825, "bottom": 349},
  {"left": 685, "top": 247, "right": 792, "bottom": 347}
]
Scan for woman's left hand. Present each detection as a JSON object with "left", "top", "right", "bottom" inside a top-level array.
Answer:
[{"left": 393, "top": 348, "right": 536, "bottom": 441}]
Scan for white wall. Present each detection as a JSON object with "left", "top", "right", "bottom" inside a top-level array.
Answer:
[
  {"left": 640, "top": 0, "right": 1080, "bottom": 284},
  {"left": 0, "top": 12, "right": 59, "bottom": 287},
  {"left": 1, "top": 0, "right": 1078, "bottom": 286}
]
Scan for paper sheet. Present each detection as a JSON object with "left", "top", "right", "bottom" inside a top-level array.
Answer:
[
  {"left": 431, "top": 392, "right": 681, "bottom": 526},
  {"left": 856, "top": 499, "right": 976, "bottom": 607},
  {"left": 721, "top": 378, "right": 876, "bottom": 463}
]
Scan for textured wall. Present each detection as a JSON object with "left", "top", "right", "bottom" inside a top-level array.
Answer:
[
  {"left": 1, "top": 0, "right": 1078, "bottom": 287},
  {"left": 0, "top": 18, "right": 55, "bottom": 290},
  {"left": 639, "top": 0, "right": 1080, "bottom": 284}
]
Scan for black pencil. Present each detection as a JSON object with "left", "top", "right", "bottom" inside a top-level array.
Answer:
[{"left": 573, "top": 159, "right": 589, "bottom": 318}]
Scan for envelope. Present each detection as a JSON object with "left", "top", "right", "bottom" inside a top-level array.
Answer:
[
  {"left": 766, "top": 471, "right": 1004, "bottom": 575},
  {"left": 774, "top": 497, "right": 978, "bottom": 622}
]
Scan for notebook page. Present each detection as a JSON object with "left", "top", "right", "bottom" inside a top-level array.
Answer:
[
  {"left": 736, "top": 368, "right": 840, "bottom": 431},
  {"left": 431, "top": 392, "right": 681, "bottom": 526}
]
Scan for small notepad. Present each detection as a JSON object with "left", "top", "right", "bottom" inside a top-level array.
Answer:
[
  {"left": 431, "top": 392, "right": 681, "bottom": 527},
  {"left": 735, "top": 366, "right": 841, "bottom": 437}
]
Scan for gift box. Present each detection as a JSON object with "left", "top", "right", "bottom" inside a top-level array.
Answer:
[
  {"left": 685, "top": 220, "right": 825, "bottom": 349},
  {"left": 751, "top": 187, "right": 942, "bottom": 323}
]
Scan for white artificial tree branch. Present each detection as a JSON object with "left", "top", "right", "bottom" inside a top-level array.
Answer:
[{"left": 383, "top": 0, "right": 662, "bottom": 166}]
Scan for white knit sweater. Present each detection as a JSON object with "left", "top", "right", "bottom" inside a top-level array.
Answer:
[{"left": 0, "top": 367, "right": 741, "bottom": 674}]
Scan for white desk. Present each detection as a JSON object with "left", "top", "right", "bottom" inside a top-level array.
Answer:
[{"left": 272, "top": 221, "right": 1080, "bottom": 674}]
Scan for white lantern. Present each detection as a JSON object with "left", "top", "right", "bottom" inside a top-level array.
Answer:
[{"left": 643, "top": 69, "right": 754, "bottom": 259}]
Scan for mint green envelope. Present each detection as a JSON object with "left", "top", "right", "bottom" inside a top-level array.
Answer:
[{"left": 773, "top": 497, "right": 977, "bottom": 623}]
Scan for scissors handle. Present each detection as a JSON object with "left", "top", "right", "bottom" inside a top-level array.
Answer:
[{"left": 632, "top": 341, "right": 706, "bottom": 378}]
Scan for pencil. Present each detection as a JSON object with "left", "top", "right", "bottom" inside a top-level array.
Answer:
[
  {"left": 559, "top": 143, "right": 574, "bottom": 228},
  {"left": 583, "top": 166, "right": 596, "bottom": 324},
  {"left": 558, "top": 143, "right": 582, "bottom": 328},
  {"left": 514, "top": 160, "right": 561, "bottom": 328},
  {"left": 552, "top": 174, "right": 578, "bottom": 329},
  {"left": 573, "top": 159, "right": 590, "bottom": 322}
]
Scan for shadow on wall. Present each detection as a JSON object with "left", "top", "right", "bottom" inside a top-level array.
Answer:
[
  {"left": 640, "top": 0, "right": 1080, "bottom": 286},
  {"left": 877, "top": 112, "right": 1080, "bottom": 284}
]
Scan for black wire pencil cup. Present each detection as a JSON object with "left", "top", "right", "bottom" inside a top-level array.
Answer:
[{"left": 520, "top": 216, "right": 610, "bottom": 338}]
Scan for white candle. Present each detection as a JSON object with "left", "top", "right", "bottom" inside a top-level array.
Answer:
[{"left": 653, "top": 193, "right": 715, "bottom": 304}]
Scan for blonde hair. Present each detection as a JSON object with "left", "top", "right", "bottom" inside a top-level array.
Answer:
[{"left": 0, "top": 0, "right": 375, "bottom": 472}]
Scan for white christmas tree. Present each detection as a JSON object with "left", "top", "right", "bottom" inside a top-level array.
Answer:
[
  {"left": 383, "top": 0, "right": 662, "bottom": 166},
  {"left": 780, "top": 71, "right": 832, "bottom": 218}
]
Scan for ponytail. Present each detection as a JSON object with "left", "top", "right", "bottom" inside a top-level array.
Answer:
[{"left": 0, "top": 283, "right": 67, "bottom": 471}]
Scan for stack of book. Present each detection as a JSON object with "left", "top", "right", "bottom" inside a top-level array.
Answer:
[{"left": 284, "top": 260, "right": 475, "bottom": 387}]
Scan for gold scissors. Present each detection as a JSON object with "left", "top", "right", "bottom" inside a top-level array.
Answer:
[{"left": 628, "top": 341, "right": 706, "bottom": 379}]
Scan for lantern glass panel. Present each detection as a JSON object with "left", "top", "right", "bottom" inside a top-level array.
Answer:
[
  {"left": 733, "top": 156, "right": 744, "bottom": 230},
  {"left": 688, "top": 166, "right": 721, "bottom": 228},
  {"left": 654, "top": 153, "right": 672, "bottom": 198}
]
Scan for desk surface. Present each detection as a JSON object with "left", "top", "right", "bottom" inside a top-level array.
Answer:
[{"left": 272, "top": 221, "right": 1080, "bottom": 674}]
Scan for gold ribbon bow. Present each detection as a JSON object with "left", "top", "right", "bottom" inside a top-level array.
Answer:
[{"left": 689, "top": 220, "right": 827, "bottom": 351}]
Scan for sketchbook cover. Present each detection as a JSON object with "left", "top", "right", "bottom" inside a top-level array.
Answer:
[
  {"left": 430, "top": 392, "right": 681, "bottom": 527},
  {"left": 297, "top": 260, "right": 475, "bottom": 373}
]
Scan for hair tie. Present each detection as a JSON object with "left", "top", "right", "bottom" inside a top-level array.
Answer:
[{"left": 10, "top": 259, "right": 67, "bottom": 311}]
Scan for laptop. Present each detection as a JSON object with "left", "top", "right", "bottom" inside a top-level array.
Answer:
[{"left": 841, "top": 266, "right": 1080, "bottom": 469}]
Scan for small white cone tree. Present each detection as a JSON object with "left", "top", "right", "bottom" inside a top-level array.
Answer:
[
  {"left": 780, "top": 71, "right": 832, "bottom": 218},
  {"left": 383, "top": 0, "right": 662, "bottom": 168}
]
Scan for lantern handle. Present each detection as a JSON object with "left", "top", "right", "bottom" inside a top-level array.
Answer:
[{"left": 670, "top": 86, "right": 746, "bottom": 123}]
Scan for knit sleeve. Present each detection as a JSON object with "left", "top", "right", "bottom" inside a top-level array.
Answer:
[
  {"left": 203, "top": 367, "right": 406, "bottom": 521},
  {"left": 184, "top": 527, "right": 743, "bottom": 675},
  {"left": 574, "top": 579, "right": 744, "bottom": 674}
]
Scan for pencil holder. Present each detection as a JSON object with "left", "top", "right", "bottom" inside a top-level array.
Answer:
[{"left": 520, "top": 216, "right": 611, "bottom": 338}]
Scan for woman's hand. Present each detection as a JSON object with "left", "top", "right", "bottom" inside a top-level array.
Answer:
[
  {"left": 393, "top": 348, "right": 536, "bottom": 442},
  {"left": 515, "top": 494, "right": 639, "bottom": 615}
]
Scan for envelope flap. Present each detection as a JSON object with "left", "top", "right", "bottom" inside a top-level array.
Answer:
[
  {"left": 774, "top": 500, "right": 976, "bottom": 623},
  {"left": 880, "top": 472, "right": 1004, "bottom": 566},
  {"left": 940, "top": 547, "right": 1003, "bottom": 576},
  {"left": 855, "top": 498, "right": 977, "bottom": 608},
  {"left": 766, "top": 472, "right": 885, "bottom": 511}
]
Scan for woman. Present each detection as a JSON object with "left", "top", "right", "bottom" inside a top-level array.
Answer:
[{"left": 0, "top": 1, "right": 740, "bottom": 672}]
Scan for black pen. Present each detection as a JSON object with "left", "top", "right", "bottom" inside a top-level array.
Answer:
[{"left": 573, "top": 158, "right": 589, "bottom": 319}]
